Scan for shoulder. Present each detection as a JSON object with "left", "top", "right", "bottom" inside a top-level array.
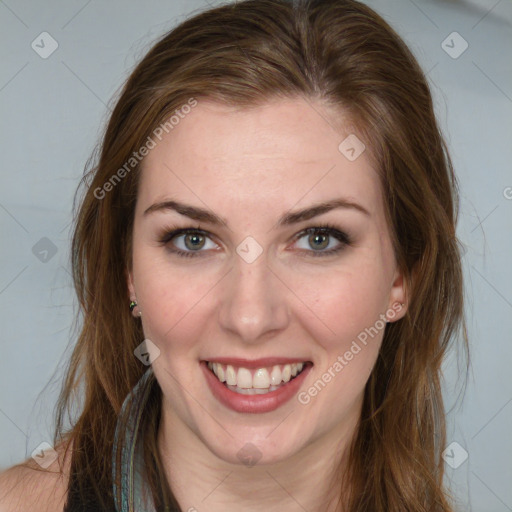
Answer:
[{"left": 0, "top": 439, "right": 73, "bottom": 512}]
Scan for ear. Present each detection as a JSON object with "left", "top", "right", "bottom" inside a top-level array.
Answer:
[
  {"left": 126, "top": 267, "right": 136, "bottom": 300},
  {"left": 386, "top": 266, "right": 408, "bottom": 322}
]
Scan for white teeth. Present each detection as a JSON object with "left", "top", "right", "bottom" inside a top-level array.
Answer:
[
  {"left": 282, "top": 364, "right": 291, "bottom": 383},
  {"left": 252, "top": 368, "right": 270, "bottom": 389},
  {"left": 217, "top": 365, "right": 226, "bottom": 382},
  {"left": 226, "top": 384, "right": 279, "bottom": 395},
  {"left": 212, "top": 363, "right": 226, "bottom": 382},
  {"left": 270, "top": 366, "right": 282, "bottom": 386},
  {"left": 237, "top": 367, "right": 252, "bottom": 388},
  {"left": 207, "top": 361, "right": 307, "bottom": 390},
  {"left": 225, "top": 365, "right": 237, "bottom": 386}
]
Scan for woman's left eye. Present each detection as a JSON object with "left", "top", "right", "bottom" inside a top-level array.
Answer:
[
  {"left": 293, "top": 225, "right": 351, "bottom": 257},
  {"left": 158, "top": 224, "right": 351, "bottom": 258}
]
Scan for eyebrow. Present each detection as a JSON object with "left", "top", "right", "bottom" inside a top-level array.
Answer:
[{"left": 143, "top": 197, "right": 370, "bottom": 227}]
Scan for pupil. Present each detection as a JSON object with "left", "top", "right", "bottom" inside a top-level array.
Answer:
[
  {"left": 310, "top": 233, "right": 328, "bottom": 250},
  {"left": 185, "top": 233, "right": 205, "bottom": 250}
]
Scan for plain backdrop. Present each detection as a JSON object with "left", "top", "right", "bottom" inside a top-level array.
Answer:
[{"left": 0, "top": 0, "right": 511, "bottom": 510}]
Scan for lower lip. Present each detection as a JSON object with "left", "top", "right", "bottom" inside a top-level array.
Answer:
[{"left": 201, "top": 361, "right": 312, "bottom": 414}]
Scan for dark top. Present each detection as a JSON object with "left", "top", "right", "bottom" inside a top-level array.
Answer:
[
  {"left": 63, "top": 466, "right": 116, "bottom": 512},
  {"left": 62, "top": 452, "right": 175, "bottom": 512}
]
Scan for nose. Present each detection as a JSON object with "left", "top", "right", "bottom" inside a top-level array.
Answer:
[{"left": 217, "top": 250, "right": 289, "bottom": 343}]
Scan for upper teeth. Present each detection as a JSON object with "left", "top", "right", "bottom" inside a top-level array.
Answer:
[{"left": 207, "top": 362, "right": 305, "bottom": 389}]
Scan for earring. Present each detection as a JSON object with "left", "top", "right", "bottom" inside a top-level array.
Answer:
[{"left": 129, "top": 300, "right": 142, "bottom": 317}]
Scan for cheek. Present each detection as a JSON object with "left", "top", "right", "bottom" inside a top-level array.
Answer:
[
  {"left": 294, "top": 266, "right": 387, "bottom": 422},
  {"left": 297, "top": 257, "right": 390, "bottom": 352},
  {"left": 133, "top": 252, "right": 220, "bottom": 353}
]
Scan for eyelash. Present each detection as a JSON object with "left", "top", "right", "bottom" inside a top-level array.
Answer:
[{"left": 156, "top": 223, "right": 352, "bottom": 259}]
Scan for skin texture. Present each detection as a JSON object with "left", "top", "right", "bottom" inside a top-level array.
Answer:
[
  {"left": 127, "top": 97, "right": 407, "bottom": 511},
  {"left": 0, "top": 441, "right": 71, "bottom": 512}
]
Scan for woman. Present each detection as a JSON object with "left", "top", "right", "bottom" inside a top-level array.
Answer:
[{"left": 0, "top": 0, "right": 468, "bottom": 510}]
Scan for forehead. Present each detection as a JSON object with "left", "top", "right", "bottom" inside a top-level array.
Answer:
[{"left": 137, "top": 98, "right": 382, "bottom": 219}]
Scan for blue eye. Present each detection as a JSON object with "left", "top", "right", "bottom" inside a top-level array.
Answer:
[{"left": 157, "top": 223, "right": 351, "bottom": 259}]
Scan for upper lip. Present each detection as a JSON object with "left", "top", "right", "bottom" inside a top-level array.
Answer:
[{"left": 203, "top": 357, "right": 312, "bottom": 369}]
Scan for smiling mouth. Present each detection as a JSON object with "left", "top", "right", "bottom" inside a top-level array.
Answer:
[{"left": 205, "top": 360, "right": 313, "bottom": 395}]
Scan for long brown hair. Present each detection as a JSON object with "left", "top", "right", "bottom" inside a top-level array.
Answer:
[{"left": 11, "top": 0, "right": 469, "bottom": 510}]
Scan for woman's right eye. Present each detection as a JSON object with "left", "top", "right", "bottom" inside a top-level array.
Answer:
[{"left": 158, "top": 228, "right": 218, "bottom": 258}]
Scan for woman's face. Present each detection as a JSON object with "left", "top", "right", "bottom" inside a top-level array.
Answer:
[{"left": 128, "top": 97, "right": 406, "bottom": 466}]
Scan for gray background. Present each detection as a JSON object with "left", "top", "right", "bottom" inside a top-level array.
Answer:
[{"left": 1, "top": 0, "right": 511, "bottom": 510}]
